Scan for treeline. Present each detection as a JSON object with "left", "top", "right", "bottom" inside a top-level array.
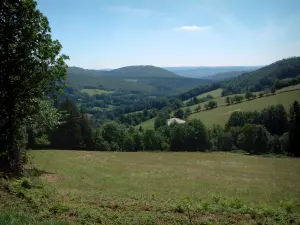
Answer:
[
  {"left": 185, "top": 95, "right": 213, "bottom": 107},
  {"left": 274, "top": 75, "right": 300, "bottom": 90},
  {"left": 28, "top": 99, "right": 300, "bottom": 157}
]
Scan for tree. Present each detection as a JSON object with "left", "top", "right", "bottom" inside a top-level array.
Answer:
[
  {"left": 169, "top": 120, "right": 209, "bottom": 151},
  {"left": 208, "top": 100, "right": 217, "bottom": 109},
  {"left": 26, "top": 100, "right": 63, "bottom": 149},
  {"left": 50, "top": 99, "right": 89, "bottom": 150},
  {"left": 288, "top": 101, "right": 300, "bottom": 156},
  {"left": 245, "top": 92, "right": 253, "bottom": 101},
  {"left": 237, "top": 124, "right": 269, "bottom": 154},
  {"left": 154, "top": 112, "right": 169, "bottom": 130},
  {"left": 184, "top": 108, "right": 191, "bottom": 118},
  {"left": 174, "top": 109, "right": 184, "bottom": 119},
  {"left": 225, "top": 96, "right": 231, "bottom": 105},
  {"left": 260, "top": 104, "right": 287, "bottom": 135},
  {"left": 271, "top": 86, "right": 276, "bottom": 95},
  {"left": 0, "top": 0, "right": 69, "bottom": 174},
  {"left": 195, "top": 105, "right": 201, "bottom": 112},
  {"left": 259, "top": 93, "right": 264, "bottom": 98},
  {"left": 193, "top": 97, "right": 199, "bottom": 104}
]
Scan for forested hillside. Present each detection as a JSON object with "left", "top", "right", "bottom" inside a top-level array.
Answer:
[
  {"left": 221, "top": 57, "right": 300, "bottom": 95},
  {"left": 110, "top": 65, "right": 180, "bottom": 78},
  {"left": 66, "top": 66, "right": 211, "bottom": 95},
  {"left": 178, "top": 57, "right": 300, "bottom": 100},
  {"left": 165, "top": 66, "right": 260, "bottom": 78}
]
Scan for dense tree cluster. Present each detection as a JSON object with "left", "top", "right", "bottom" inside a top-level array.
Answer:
[{"left": 25, "top": 99, "right": 300, "bottom": 157}]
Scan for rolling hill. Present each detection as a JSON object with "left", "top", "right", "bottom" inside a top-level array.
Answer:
[
  {"left": 66, "top": 66, "right": 212, "bottom": 95},
  {"left": 165, "top": 66, "right": 261, "bottom": 78},
  {"left": 110, "top": 65, "right": 180, "bottom": 78},
  {"left": 221, "top": 57, "right": 300, "bottom": 94},
  {"left": 178, "top": 57, "right": 300, "bottom": 100}
]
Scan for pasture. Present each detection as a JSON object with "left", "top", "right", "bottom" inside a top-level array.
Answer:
[
  {"left": 139, "top": 88, "right": 300, "bottom": 130},
  {"left": 81, "top": 89, "right": 114, "bottom": 96},
  {"left": 2, "top": 151, "right": 299, "bottom": 224},
  {"left": 184, "top": 88, "right": 223, "bottom": 103},
  {"left": 189, "top": 89, "right": 300, "bottom": 128}
]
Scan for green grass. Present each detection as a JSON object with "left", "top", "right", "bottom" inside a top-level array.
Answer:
[
  {"left": 184, "top": 88, "right": 223, "bottom": 103},
  {"left": 1, "top": 151, "right": 299, "bottom": 224},
  {"left": 138, "top": 87, "right": 300, "bottom": 130},
  {"left": 136, "top": 117, "right": 156, "bottom": 130},
  {"left": 188, "top": 89, "right": 300, "bottom": 128},
  {"left": 81, "top": 89, "right": 114, "bottom": 96}
]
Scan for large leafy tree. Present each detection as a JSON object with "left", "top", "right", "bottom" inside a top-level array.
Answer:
[
  {"left": 288, "top": 101, "right": 300, "bottom": 156},
  {"left": 0, "top": 0, "right": 68, "bottom": 174}
]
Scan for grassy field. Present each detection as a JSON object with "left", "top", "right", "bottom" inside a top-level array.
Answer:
[
  {"left": 81, "top": 89, "right": 114, "bottom": 96},
  {"left": 138, "top": 87, "right": 300, "bottom": 130},
  {"left": 189, "top": 89, "right": 300, "bottom": 128},
  {"left": 1, "top": 151, "right": 300, "bottom": 224},
  {"left": 136, "top": 117, "right": 156, "bottom": 130},
  {"left": 184, "top": 88, "right": 223, "bottom": 103}
]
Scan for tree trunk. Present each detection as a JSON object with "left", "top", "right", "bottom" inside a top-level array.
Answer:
[{"left": 7, "top": 114, "right": 23, "bottom": 176}]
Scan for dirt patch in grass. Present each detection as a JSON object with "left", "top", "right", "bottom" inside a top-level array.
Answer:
[{"left": 41, "top": 174, "right": 65, "bottom": 182}]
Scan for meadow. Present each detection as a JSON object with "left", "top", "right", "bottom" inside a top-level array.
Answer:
[
  {"left": 139, "top": 87, "right": 300, "bottom": 130},
  {"left": 1, "top": 151, "right": 299, "bottom": 224},
  {"left": 80, "top": 89, "right": 114, "bottom": 96},
  {"left": 184, "top": 88, "right": 223, "bottom": 103},
  {"left": 189, "top": 89, "right": 300, "bottom": 128}
]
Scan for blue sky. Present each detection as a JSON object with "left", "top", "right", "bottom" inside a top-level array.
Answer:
[{"left": 37, "top": 0, "right": 300, "bottom": 69}]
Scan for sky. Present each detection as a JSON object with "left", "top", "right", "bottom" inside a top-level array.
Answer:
[{"left": 37, "top": 0, "right": 300, "bottom": 69}]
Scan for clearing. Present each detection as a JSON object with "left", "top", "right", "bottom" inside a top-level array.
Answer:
[
  {"left": 81, "top": 89, "right": 114, "bottom": 96},
  {"left": 139, "top": 87, "right": 300, "bottom": 129},
  {"left": 1, "top": 151, "right": 300, "bottom": 224}
]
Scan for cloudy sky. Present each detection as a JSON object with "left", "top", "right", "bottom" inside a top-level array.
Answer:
[{"left": 37, "top": 0, "right": 300, "bottom": 69}]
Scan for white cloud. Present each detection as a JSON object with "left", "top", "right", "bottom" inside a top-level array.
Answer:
[
  {"left": 106, "top": 6, "right": 152, "bottom": 15},
  {"left": 176, "top": 25, "right": 211, "bottom": 31}
]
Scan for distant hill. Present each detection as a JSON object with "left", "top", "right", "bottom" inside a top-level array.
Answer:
[
  {"left": 165, "top": 66, "right": 261, "bottom": 78},
  {"left": 110, "top": 65, "right": 180, "bottom": 78},
  {"left": 221, "top": 57, "right": 300, "bottom": 95},
  {"left": 202, "top": 71, "right": 247, "bottom": 81},
  {"left": 66, "top": 66, "right": 211, "bottom": 95}
]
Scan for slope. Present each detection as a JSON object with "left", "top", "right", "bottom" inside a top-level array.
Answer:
[
  {"left": 221, "top": 57, "right": 300, "bottom": 94},
  {"left": 66, "top": 66, "right": 212, "bottom": 95},
  {"left": 110, "top": 65, "right": 180, "bottom": 78},
  {"left": 165, "top": 66, "right": 261, "bottom": 78}
]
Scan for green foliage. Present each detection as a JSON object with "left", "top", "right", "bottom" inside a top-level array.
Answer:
[
  {"left": 170, "top": 119, "right": 209, "bottom": 151},
  {"left": 260, "top": 104, "right": 288, "bottom": 135},
  {"left": 0, "top": 0, "right": 68, "bottom": 174},
  {"left": 184, "top": 108, "right": 192, "bottom": 118},
  {"left": 288, "top": 101, "right": 300, "bottom": 156},
  {"left": 50, "top": 99, "right": 93, "bottom": 149},
  {"left": 225, "top": 96, "right": 231, "bottom": 105},
  {"left": 67, "top": 66, "right": 211, "bottom": 96},
  {"left": 174, "top": 108, "right": 184, "bottom": 119},
  {"left": 208, "top": 100, "right": 217, "bottom": 109},
  {"left": 237, "top": 124, "right": 270, "bottom": 154},
  {"left": 154, "top": 111, "right": 169, "bottom": 130},
  {"left": 195, "top": 104, "right": 201, "bottom": 112},
  {"left": 221, "top": 57, "right": 300, "bottom": 94},
  {"left": 274, "top": 75, "right": 300, "bottom": 90}
]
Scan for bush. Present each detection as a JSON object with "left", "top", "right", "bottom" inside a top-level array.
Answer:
[{"left": 237, "top": 124, "right": 270, "bottom": 154}]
